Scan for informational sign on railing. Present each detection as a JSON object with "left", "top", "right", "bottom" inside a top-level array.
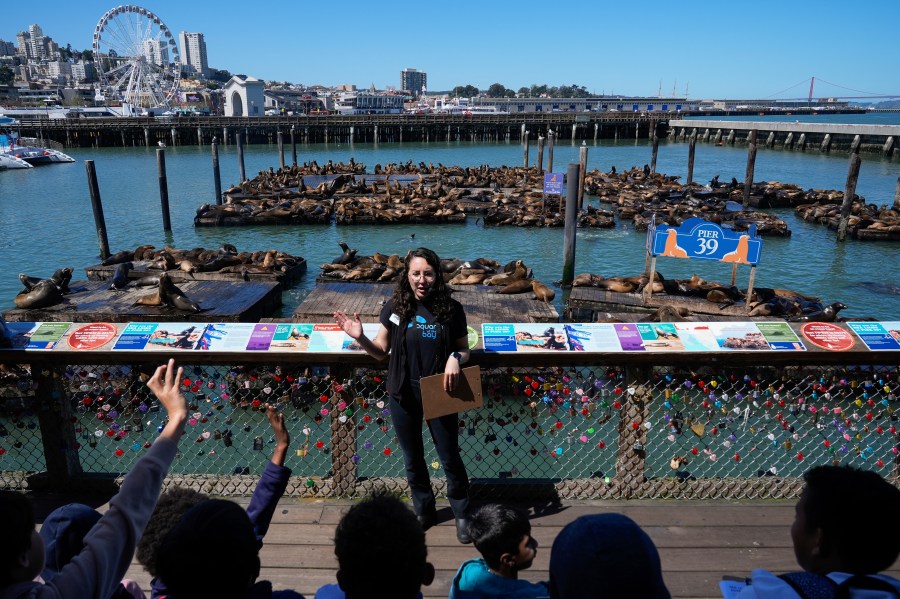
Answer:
[{"left": 2, "top": 320, "right": 898, "bottom": 353}]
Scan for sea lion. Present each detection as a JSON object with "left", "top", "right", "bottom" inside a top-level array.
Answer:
[
  {"left": 14, "top": 279, "right": 63, "bottom": 309},
  {"left": 532, "top": 279, "right": 555, "bottom": 302},
  {"left": 639, "top": 306, "right": 693, "bottom": 322},
  {"left": 101, "top": 250, "right": 134, "bottom": 266},
  {"left": 49, "top": 268, "right": 73, "bottom": 294},
  {"left": 134, "top": 290, "right": 165, "bottom": 306},
  {"left": 572, "top": 273, "right": 604, "bottom": 287},
  {"left": 110, "top": 262, "right": 133, "bottom": 290},
  {"left": 440, "top": 259, "right": 465, "bottom": 273},
  {"left": 497, "top": 278, "right": 534, "bottom": 294},
  {"left": 19, "top": 273, "right": 41, "bottom": 291},
  {"left": 158, "top": 272, "right": 202, "bottom": 313},
  {"left": 789, "top": 302, "right": 848, "bottom": 323},
  {"left": 133, "top": 275, "right": 161, "bottom": 287},
  {"left": 221, "top": 243, "right": 239, "bottom": 254},
  {"left": 387, "top": 254, "right": 404, "bottom": 269},
  {"left": 333, "top": 241, "right": 357, "bottom": 265},
  {"left": 132, "top": 244, "right": 155, "bottom": 261},
  {"left": 484, "top": 260, "right": 526, "bottom": 286},
  {"left": 595, "top": 278, "right": 637, "bottom": 293}
]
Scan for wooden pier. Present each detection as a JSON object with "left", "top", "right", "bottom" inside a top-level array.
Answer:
[
  {"left": 670, "top": 119, "right": 900, "bottom": 156},
  {"left": 565, "top": 287, "right": 757, "bottom": 321},
  {"left": 3, "top": 279, "right": 282, "bottom": 323},
  {"left": 294, "top": 281, "right": 558, "bottom": 328}
]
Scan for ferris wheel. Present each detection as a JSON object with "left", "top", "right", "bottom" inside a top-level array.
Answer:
[{"left": 92, "top": 5, "right": 181, "bottom": 110}]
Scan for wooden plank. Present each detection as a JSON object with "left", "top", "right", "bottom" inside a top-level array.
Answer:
[
  {"left": 3, "top": 280, "right": 281, "bottom": 323},
  {"left": 85, "top": 258, "right": 307, "bottom": 288}
]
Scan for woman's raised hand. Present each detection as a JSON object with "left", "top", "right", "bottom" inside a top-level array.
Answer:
[{"left": 333, "top": 310, "right": 363, "bottom": 340}]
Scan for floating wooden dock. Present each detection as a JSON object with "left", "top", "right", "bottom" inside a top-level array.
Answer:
[
  {"left": 84, "top": 259, "right": 307, "bottom": 288},
  {"left": 565, "top": 287, "right": 754, "bottom": 321},
  {"left": 294, "top": 281, "right": 558, "bottom": 327},
  {"left": 3, "top": 280, "right": 281, "bottom": 323}
]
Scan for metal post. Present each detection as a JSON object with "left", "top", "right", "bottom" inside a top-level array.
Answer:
[
  {"left": 742, "top": 130, "right": 758, "bottom": 209},
  {"left": 561, "top": 163, "right": 580, "bottom": 287},
  {"left": 157, "top": 148, "right": 172, "bottom": 232},
  {"left": 236, "top": 132, "right": 246, "bottom": 182},
  {"left": 212, "top": 138, "right": 222, "bottom": 205},
  {"left": 84, "top": 160, "right": 110, "bottom": 260}
]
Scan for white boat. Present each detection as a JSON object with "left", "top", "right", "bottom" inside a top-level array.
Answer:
[{"left": 0, "top": 117, "right": 74, "bottom": 169}]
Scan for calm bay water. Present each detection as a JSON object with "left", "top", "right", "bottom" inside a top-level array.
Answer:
[{"left": 1, "top": 114, "right": 898, "bottom": 321}]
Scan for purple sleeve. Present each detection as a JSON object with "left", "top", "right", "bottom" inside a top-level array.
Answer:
[{"left": 246, "top": 460, "right": 292, "bottom": 543}]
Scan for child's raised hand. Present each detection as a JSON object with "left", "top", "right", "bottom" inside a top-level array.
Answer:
[
  {"left": 147, "top": 359, "right": 188, "bottom": 442},
  {"left": 266, "top": 403, "right": 290, "bottom": 466}
]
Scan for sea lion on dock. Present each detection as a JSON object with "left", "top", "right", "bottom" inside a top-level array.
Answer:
[
  {"left": 110, "top": 262, "right": 133, "bottom": 290},
  {"left": 18, "top": 274, "right": 41, "bottom": 291},
  {"left": 14, "top": 279, "right": 63, "bottom": 309},
  {"left": 159, "top": 273, "right": 202, "bottom": 313},
  {"left": 101, "top": 250, "right": 134, "bottom": 266},
  {"left": 788, "top": 302, "right": 848, "bottom": 323},
  {"left": 532, "top": 280, "right": 555, "bottom": 302},
  {"left": 132, "top": 245, "right": 156, "bottom": 261},
  {"left": 333, "top": 241, "right": 357, "bottom": 265},
  {"left": 497, "top": 278, "right": 534, "bottom": 294},
  {"left": 572, "top": 273, "right": 604, "bottom": 287},
  {"left": 49, "top": 268, "right": 73, "bottom": 294},
  {"left": 595, "top": 278, "right": 637, "bottom": 293},
  {"left": 134, "top": 275, "right": 161, "bottom": 287},
  {"left": 134, "top": 290, "right": 164, "bottom": 306},
  {"left": 639, "top": 306, "right": 693, "bottom": 322},
  {"left": 484, "top": 260, "right": 526, "bottom": 286}
]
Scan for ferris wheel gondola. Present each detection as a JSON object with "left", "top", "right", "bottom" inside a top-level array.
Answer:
[{"left": 92, "top": 5, "right": 181, "bottom": 110}]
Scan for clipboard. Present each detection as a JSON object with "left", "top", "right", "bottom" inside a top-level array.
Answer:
[{"left": 419, "top": 366, "right": 483, "bottom": 420}]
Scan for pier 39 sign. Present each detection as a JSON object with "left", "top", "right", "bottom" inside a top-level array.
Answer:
[{"left": 647, "top": 217, "right": 762, "bottom": 266}]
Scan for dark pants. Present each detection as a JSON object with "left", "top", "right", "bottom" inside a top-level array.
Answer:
[{"left": 391, "top": 384, "right": 470, "bottom": 520}]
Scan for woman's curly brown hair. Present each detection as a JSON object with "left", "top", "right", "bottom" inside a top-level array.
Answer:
[{"left": 391, "top": 247, "right": 456, "bottom": 323}]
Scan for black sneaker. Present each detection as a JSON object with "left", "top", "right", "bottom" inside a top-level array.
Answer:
[
  {"left": 455, "top": 517, "right": 473, "bottom": 544},
  {"left": 417, "top": 511, "right": 437, "bottom": 531}
]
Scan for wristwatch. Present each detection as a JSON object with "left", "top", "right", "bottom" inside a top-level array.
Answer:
[{"left": 450, "top": 351, "right": 462, "bottom": 362}]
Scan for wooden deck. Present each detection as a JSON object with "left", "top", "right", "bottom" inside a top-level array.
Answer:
[
  {"left": 295, "top": 281, "right": 559, "bottom": 327},
  {"left": 84, "top": 258, "right": 307, "bottom": 288},
  {"left": 3, "top": 279, "right": 282, "bottom": 323},
  {"left": 566, "top": 287, "right": 756, "bottom": 321},
  {"left": 29, "top": 493, "right": 899, "bottom": 599}
]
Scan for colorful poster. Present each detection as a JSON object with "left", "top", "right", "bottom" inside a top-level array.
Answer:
[
  {"left": 247, "top": 323, "right": 278, "bottom": 351},
  {"left": 706, "top": 322, "right": 770, "bottom": 350},
  {"left": 113, "top": 322, "right": 158, "bottom": 350},
  {"left": 800, "top": 322, "right": 855, "bottom": 351},
  {"left": 26, "top": 322, "right": 73, "bottom": 350},
  {"left": 65, "top": 323, "right": 119, "bottom": 350},
  {"left": 673, "top": 323, "right": 721, "bottom": 352},
  {"left": 196, "top": 323, "right": 257, "bottom": 351},
  {"left": 145, "top": 323, "right": 206, "bottom": 350},
  {"left": 482, "top": 324, "right": 516, "bottom": 352},
  {"left": 2, "top": 322, "right": 41, "bottom": 349},
  {"left": 755, "top": 322, "right": 806, "bottom": 351},
  {"left": 563, "top": 323, "right": 621, "bottom": 351},
  {"left": 343, "top": 323, "right": 381, "bottom": 352},
  {"left": 268, "top": 324, "right": 314, "bottom": 351},
  {"left": 635, "top": 323, "right": 685, "bottom": 351},
  {"left": 511, "top": 324, "right": 568, "bottom": 352},
  {"left": 613, "top": 324, "right": 644, "bottom": 352},
  {"left": 847, "top": 322, "right": 900, "bottom": 351}
]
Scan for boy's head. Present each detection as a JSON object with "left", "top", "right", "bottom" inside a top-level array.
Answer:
[
  {"left": 549, "top": 513, "right": 670, "bottom": 599},
  {"left": 39, "top": 503, "right": 102, "bottom": 582},
  {"left": 156, "top": 499, "right": 260, "bottom": 599},
  {"left": 137, "top": 486, "right": 207, "bottom": 577},
  {"left": 792, "top": 465, "right": 900, "bottom": 575},
  {"left": 468, "top": 504, "right": 537, "bottom": 574},
  {"left": 334, "top": 491, "right": 434, "bottom": 599},
  {"left": 0, "top": 490, "right": 43, "bottom": 588}
]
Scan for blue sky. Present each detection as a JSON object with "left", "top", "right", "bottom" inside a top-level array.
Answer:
[{"left": 4, "top": 0, "right": 899, "bottom": 99}]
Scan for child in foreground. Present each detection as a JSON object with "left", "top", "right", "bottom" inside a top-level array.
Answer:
[
  {"left": 0, "top": 358, "right": 188, "bottom": 599},
  {"left": 450, "top": 503, "right": 549, "bottom": 599}
]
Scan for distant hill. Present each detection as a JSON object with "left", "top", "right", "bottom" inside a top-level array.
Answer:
[{"left": 873, "top": 99, "right": 900, "bottom": 109}]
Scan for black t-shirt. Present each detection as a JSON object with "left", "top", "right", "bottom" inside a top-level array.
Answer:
[{"left": 380, "top": 298, "right": 467, "bottom": 384}]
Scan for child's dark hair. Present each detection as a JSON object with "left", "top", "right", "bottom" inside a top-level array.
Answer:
[
  {"left": 467, "top": 504, "right": 531, "bottom": 570},
  {"left": 334, "top": 490, "right": 427, "bottom": 599},
  {"left": 0, "top": 491, "right": 35, "bottom": 587},
  {"left": 801, "top": 465, "right": 900, "bottom": 574},
  {"left": 136, "top": 486, "right": 207, "bottom": 576}
]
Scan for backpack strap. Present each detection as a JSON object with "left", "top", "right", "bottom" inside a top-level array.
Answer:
[
  {"left": 779, "top": 571, "right": 838, "bottom": 599},
  {"left": 834, "top": 574, "right": 900, "bottom": 599}
]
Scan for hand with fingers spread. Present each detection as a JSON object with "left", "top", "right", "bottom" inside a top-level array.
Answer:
[
  {"left": 333, "top": 310, "right": 363, "bottom": 340},
  {"left": 146, "top": 358, "right": 188, "bottom": 443}
]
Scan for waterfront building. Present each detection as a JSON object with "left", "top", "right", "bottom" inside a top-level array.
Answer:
[
  {"left": 223, "top": 75, "right": 265, "bottom": 117},
  {"left": 178, "top": 31, "right": 208, "bottom": 78},
  {"left": 334, "top": 90, "right": 403, "bottom": 115},
  {"left": 470, "top": 96, "right": 851, "bottom": 114},
  {"left": 264, "top": 87, "right": 329, "bottom": 115},
  {"left": 400, "top": 68, "right": 426, "bottom": 97}
]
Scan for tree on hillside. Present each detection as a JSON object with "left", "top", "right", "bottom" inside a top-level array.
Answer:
[
  {"left": 452, "top": 84, "right": 479, "bottom": 98},
  {"left": 487, "top": 83, "right": 508, "bottom": 98},
  {"left": 0, "top": 66, "right": 14, "bottom": 85}
]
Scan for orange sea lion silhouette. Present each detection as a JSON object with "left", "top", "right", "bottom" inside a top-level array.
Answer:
[
  {"left": 661, "top": 229, "right": 688, "bottom": 258},
  {"left": 722, "top": 234, "right": 750, "bottom": 264}
]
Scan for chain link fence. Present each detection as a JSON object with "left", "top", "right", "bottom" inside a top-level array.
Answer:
[{"left": 1, "top": 359, "right": 897, "bottom": 499}]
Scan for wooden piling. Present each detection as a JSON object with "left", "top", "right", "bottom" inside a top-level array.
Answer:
[
  {"left": 687, "top": 133, "right": 696, "bottom": 186},
  {"left": 894, "top": 169, "right": 900, "bottom": 210},
  {"left": 212, "top": 139, "right": 222, "bottom": 206},
  {"left": 157, "top": 148, "right": 172, "bottom": 232},
  {"left": 197, "top": 127, "right": 202, "bottom": 146},
  {"left": 523, "top": 132, "right": 530, "bottom": 168},
  {"left": 278, "top": 131, "right": 285, "bottom": 169},
  {"left": 650, "top": 127, "right": 659, "bottom": 174},
  {"left": 578, "top": 143, "right": 588, "bottom": 210},
  {"left": 742, "top": 130, "right": 758, "bottom": 209},
  {"left": 850, "top": 134, "right": 861, "bottom": 154},
  {"left": 291, "top": 126, "right": 297, "bottom": 166},
  {"left": 84, "top": 160, "right": 110, "bottom": 260},
  {"left": 766, "top": 131, "right": 775, "bottom": 148},
  {"left": 143, "top": 126, "right": 150, "bottom": 147},
  {"left": 548, "top": 129, "right": 555, "bottom": 173},
  {"left": 562, "top": 163, "right": 579, "bottom": 287},
  {"left": 537, "top": 136, "right": 545, "bottom": 173},
  {"left": 837, "top": 151, "right": 861, "bottom": 242},
  {"left": 236, "top": 132, "right": 246, "bottom": 183}
]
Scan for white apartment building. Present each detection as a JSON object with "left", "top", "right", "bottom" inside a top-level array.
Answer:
[
  {"left": 179, "top": 31, "right": 208, "bottom": 78},
  {"left": 142, "top": 39, "right": 169, "bottom": 67}
]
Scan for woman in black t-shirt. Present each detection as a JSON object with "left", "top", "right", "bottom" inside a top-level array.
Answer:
[{"left": 334, "top": 247, "right": 473, "bottom": 544}]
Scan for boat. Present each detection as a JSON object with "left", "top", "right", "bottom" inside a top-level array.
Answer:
[{"left": 0, "top": 117, "right": 75, "bottom": 169}]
